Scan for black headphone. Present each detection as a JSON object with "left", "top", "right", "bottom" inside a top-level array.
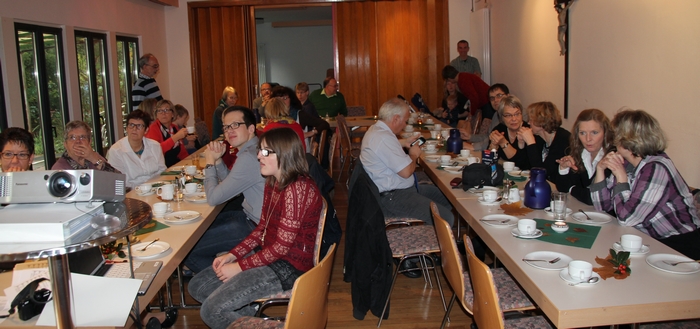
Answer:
[{"left": 0, "top": 278, "right": 52, "bottom": 318}]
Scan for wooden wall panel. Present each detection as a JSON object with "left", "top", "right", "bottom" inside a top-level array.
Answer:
[
  {"left": 189, "top": 4, "right": 253, "bottom": 132},
  {"left": 336, "top": 0, "right": 448, "bottom": 115}
]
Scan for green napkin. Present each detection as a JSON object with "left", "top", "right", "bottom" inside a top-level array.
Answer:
[
  {"left": 533, "top": 218, "right": 601, "bottom": 249},
  {"left": 160, "top": 171, "right": 181, "bottom": 176},
  {"left": 505, "top": 173, "right": 527, "bottom": 181},
  {"left": 134, "top": 219, "right": 170, "bottom": 236}
]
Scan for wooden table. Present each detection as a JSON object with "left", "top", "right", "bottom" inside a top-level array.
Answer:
[
  {"left": 327, "top": 115, "right": 378, "bottom": 128},
  {"left": 419, "top": 155, "right": 700, "bottom": 328},
  {"left": 0, "top": 151, "right": 224, "bottom": 328}
]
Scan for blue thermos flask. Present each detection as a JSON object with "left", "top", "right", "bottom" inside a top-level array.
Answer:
[
  {"left": 446, "top": 128, "right": 462, "bottom": 154},
  {"left": 524, "top": 167, "right": 551, "bottom": 209}
]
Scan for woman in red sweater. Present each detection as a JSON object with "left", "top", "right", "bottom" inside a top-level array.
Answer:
[
  {"left": 188, "top": 127, "right": 323, "bottom": 328},
  {"left": 144, "top": 99, "right": 188, "bottom": 167}
]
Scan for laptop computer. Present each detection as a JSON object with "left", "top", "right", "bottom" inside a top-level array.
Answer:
[{"left": 68, "top": 246, "right": 162, "bottom": 296}]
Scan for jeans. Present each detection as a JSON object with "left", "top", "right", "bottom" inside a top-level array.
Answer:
[
  {"left": 188, "top": 265, "right": 283, "bottom": 329},
  {"left": 379, "top": 184, "right": 455, "bottom": 226},
  {"left": 183, "top": 210, "right": 256, "bottom": 273}
]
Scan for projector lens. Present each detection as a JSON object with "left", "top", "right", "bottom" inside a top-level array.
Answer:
[{"left": 48, "top": 171, "right": 75, "bottom": 198}]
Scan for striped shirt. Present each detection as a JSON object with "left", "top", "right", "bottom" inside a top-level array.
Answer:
[
  {"left": 590, "top": 153, "right": 700, "bottom": 239},
  {"left": 131, "top": 73, "right": 163, "bottom": 110}
]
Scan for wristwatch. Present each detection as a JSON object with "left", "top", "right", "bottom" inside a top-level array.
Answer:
[
  {"left": 94, "top": 159, "right": 104, "bottom": 167},
  {"left": 501, "top": 142, "right": 509, "bottom": 149},
  {"left": 204, "top": 164, "right": 215, "bottom": 169}
]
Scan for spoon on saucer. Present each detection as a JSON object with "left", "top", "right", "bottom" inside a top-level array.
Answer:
[{"left": 569, "top": 277, "right": 599, "bottom": 286}]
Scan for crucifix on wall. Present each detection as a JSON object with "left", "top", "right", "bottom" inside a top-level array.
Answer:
[{"left": 555, "top": 0, "right": 575, "bottom": 118}]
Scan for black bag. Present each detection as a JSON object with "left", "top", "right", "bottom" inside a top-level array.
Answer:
[
  {"left": 0, "top": 278, "right": 52, "bottom": 321},
  {"left": 462, "top": 163, "right": 504, "bottom": 189}
]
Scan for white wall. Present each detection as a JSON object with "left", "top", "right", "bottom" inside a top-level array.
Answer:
[
  {"left": 255, "top": 22, "right": 334, "bottom": 88},
  {"left": 488, "top": 0, "right": 700, "bottom": 187}
]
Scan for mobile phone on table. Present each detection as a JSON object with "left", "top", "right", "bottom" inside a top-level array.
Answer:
[
  {"left": 450, "top": 177, "right": 462, "bottom": 187},
  {"left": 410, "top": 137, "right": 426, "bottom": 147}
]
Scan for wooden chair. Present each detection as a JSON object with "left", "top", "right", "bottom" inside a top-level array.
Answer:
[
  {"left": 314, "top": 130, "right": 327, "bottom": 164},
  {"left": 227, "top": 244, "right": 337, "bottom": 329},
  {"left": 346, "top": 105, "right": 366, "bottom": 116},
  {"left": 252, "top": 199, "right": 328, "bottom": 317},
  {"left": 470, "top": 109, "right": 482, "bottom": 135},
  {"left": 465, "top": 235, "right": 552, "bottom": 329},
  {"left": 431, "top": 203, "right": 536, "bottom": 328},
  {"left": 327, "top": 133, "right": 337, "bottom": 179},
  {"left": 335, "top": 115, "right": 360, "bottom": 184}
]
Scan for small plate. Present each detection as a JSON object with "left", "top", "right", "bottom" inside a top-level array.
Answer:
[
  {"left": 150, "top": 181, "right": 172, "bottom": 188},
  {"left": 185, "top": 192, "right": 207, "bottom": 203},
  {"left": 612, "top": 242, "right": 650, "bottom": 255},
  {"left": 169, "top": 165, "right": 185, "bottom": 172},
  {"left": 468, "top": 186, "right": 500, "bottom": 194},
  {"left": 478, "top": 197, "right": 502, "bottom": 206},
  {"left": 480, "top": 214, "right": 518, "bottom": 227},
  {"left": 511, "top": 228, "right": 543, "bottom": 239},
  {"left": 443, "top": 166, "right": 462, "bottom": 174},
  {"left": 423, "top": 149, "right": 438, "bottom": 154},
  {"left": 130, "top": 241, "right": 171, "bottom": 259},
  {"left": 424, "top": 155, "right": 441, "bottom": 163},
  {"left": 164, "top": 211, "right": 202, "bottom": 224},
  {"left": 152, "top": 209, "right": 173, "bottom": 218},
  {"left": 508, "top": 170, "right": 530, "bottom": 177},
  {"left": 646, "top": 253, "right": 700, "bottom": 274},
  {"left": 523, "top": 251, "right": 572, "bottom": 270},
  {"left": 194, "top": 174, "right": 206, "bottom": 180},
  {"left": 136, "top": 190, "right": 155, "bottom": 197},
  {"left": 559, "top": 268, "right": 601, "bottom": 285},
  {"left": 571, "top": 211, "right": 613, "bottom": 225},
  {"left": 544, "top": 207, "right": 573, "bottom": 217}
]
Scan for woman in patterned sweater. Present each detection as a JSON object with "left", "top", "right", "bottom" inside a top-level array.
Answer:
[{"left": 188, "top": 127, "right": 323, "bottom": 329}]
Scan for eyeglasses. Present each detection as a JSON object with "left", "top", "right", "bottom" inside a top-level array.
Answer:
[
  {"left": 127, "top": 123, "right": 146, "bottom": 130},
  {"left": 1, "top": 152, "right": 30, "bottom": 160},
  {"left": 258, "top": 148, "right": 276, "bottom": 157},
  {"left": 156, "top": 108, "right": 173, "bottom": 114},
  {"left": 277, "top": 96, "right": 289, "bottom": 100},
  {"left": 502, "top": 112, "right": 522, "bottom": 119},
  {"left": 67, "top": 135, "right": 89, "bottom": 142},
  {"left": 489, "top": 93, "right": 506, "bottom": 101},
  {"left": 223, "top": 121, "right": 246, "bottom": 132},
  {"left": 146, "top": 64, "right": 160, "bottom": 69}
]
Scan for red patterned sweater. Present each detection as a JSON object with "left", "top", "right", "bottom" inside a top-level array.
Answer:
[{"left": 230, "top": 175, "right": 322, "bottom": 272}]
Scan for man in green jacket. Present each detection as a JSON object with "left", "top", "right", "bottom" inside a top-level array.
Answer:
[{"left": 308, "top": 77, "right": 348, "bottom": 118}]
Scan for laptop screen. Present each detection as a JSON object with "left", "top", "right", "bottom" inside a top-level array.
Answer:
[{"left": 67, "top": 246, "right": 105, "bottom": 276}]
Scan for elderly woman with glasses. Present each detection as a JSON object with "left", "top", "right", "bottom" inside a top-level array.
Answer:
[
  {"left": 107, "top": 110, "right": 166, "bottom": 188},
  {"left": 52, "top": 121, "right": 119, "bottom": 172},
  {"left": 188, "top": 127, "right": 322, "bottom": 328},
  {"left": 0, "top": 127, "right": 35, "bottom": 172},
  {"left": 591, "top": 109, "right": 700, "bottom": 259},
  {"left": 145, "top": 99, "right": 189, "bottom": 167},
  {"left": 488, "top": 95, "right": 536, "bottom": 169}
]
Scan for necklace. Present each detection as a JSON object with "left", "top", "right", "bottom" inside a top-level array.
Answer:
[
  {"left": 261, "top": 183, "right": 283, "bottom": 245},
  {"left": 134, "top": 144, "right": 145, "bottom": 157}
]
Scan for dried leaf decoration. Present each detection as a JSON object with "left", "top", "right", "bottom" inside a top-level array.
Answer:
[
  {"left": 593, "top": 249, "right": 631, "bottom": 280},
  {"left": 565, "top": 237, "right": 579, "bottom": 243},
  {"left": 572, "top": 227, "right": 588, "bottom": 233},
  {"left": 500, "top": 201, "right": 533, "bottom": 216}
]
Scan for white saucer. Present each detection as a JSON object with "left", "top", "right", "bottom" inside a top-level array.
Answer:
[
  {"left": 646, "top": 253, "right": 700, "bottom": 274},
  {"left": 169, "top": 165, "right": 185, "bottom": 172},
  {"left": 424, "top": 155, "right": 441, "bottom": 163},
  {"left": 443, "top": 166, "right": 462, "bottom": 174},
  {"left": 544, "top": 207, "right": 573, "bottom": 217},
  {"left": 194, "top": 174, "right": 206, "bottom": 180},
  {"left": 185, "top": 192, "right": 207, "bottom": 203},
  {"left": 571, "top": 211, "right": 613, "bottom": 225},
  {"left": 423, "top": 149, "right": 438, "bottom": 154},
  {"left": 130, "top": 241, "right": 171, "bottom": 259},
  {"left": 480, "top": 214, "right": 518, "bottom": 227},
  {"left": 511, "top": 228, "right": 543, "bottom": 239},
  {"left": 508, "top": 170, "right": 530, "bottom": 177},
  {"left": 164, "top": 211, "right": 202, "bottom": 224},
  {"left": 478, "top": 197, "right": 502, "bottom": 206},
  {"left": 152, "top": 209, "right": 173, "bottom": 218},
  {"left": 559, "top": 269, "right": 601, "bottom": 285},
  {"left": 136, "top": 190, "right": 155, "bottom": 197},
  {"left": 468, "top": 186, "right": 500, "bottom": 194},
  {"left": 612, "top": 242, "right": 650, "bottom": 255},
  {"left": 522, "top": 251, "right": 572, "bottom": 270}
]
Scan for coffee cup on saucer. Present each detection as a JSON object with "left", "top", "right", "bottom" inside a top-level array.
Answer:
[
  {"left": 467, "top": 156, "right": 480, "bottom": 165},
  {"left": 503, "top": 161, "right": 515, "bottom": 172},
  {"left": 517, "top": 219, "right": 536, "bottom": 235},
  {"left": 460, "top": 149, "right": 470, "bottom": 158},
  {"left": 152, "top": 202, "right": 171, "bottom": 217},
  {"left": 424, "top": 143, "right": 437, "bottom": 152},
  {"left": 440, "top": 155, "right": 452, "bottom": 164},
  {"left": 620, "top": 234, "right": 642, "bottom": 252},
  {"left": 185, "top": 182, "right": 203, "bottom": 194},
  {"left": 568, "top": 260, "right": 593, "bottom": 280},
  {"left": 136, "top": 183, "right": 152, "bottom": 195},
  {"left": 430, "top": 130, "right": 439, "bottom": 139},
  {"left": 426, "top": 118, "right": 434, "bottom": 124},
  {"left": 483, "top": 190, "right": 498, "bottom": 203},
  {"left": 156, "top": 183, "right": 174, "bottom": 200},
  {"left": 404, "top": 125, "right": 414, "bottom": 132},
  {"left": 433, "top": 123, "right": 442, "bottom": 131}
]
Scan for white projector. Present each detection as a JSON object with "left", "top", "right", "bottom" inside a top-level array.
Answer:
[{"left": 0, "top": 170, "right": 126, "bottom": 204}]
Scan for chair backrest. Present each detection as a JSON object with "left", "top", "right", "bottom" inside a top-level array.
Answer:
[
  {"left": 327, "top": 133, "right": 337, "bottom": 177},
  {"left": 347, "top": 106, "right": 366, "bottom": 117},
  {"left": 464, "top": 235, "right": 505, "bottom": 329},
  {"left": 431, "top": 203, "right": 472, "bottom": 314},
  {"left": 335, "top": 115, "right": 352, "bottom": 153},
  {"left": 313, "top": 199, "right": 328, "bottom": 265},
  {"left": 285, "top": 244, "right": 337, "bottom": 329},
  {"left": 471, "top": 109, "right": 482, "bottom": 135},
  {"left": 315, "top": 130, "right": 327, "bottom": 164}
]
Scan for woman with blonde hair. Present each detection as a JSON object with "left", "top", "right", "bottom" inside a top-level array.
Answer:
[
  {"left": 518, "top": 101, "right": 571, "bottom": 181},
  {"left": 213, "top": 86, "right": 238, "bottom": 139},
  {"left": 590, "top": 109, "right": 700, "bottom": 258},
  {"left": 262, "top": 98, "right": 306, "bottom": 150}
]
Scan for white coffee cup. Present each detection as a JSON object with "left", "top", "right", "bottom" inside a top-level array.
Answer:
[
  {"left": 433, "top": 123, "right": 442, "bottom": 131},
  {"left": 136, "top": 183, "right": 152, "bottom": 195},
  {"left": 410, "top": 112, "right": 419, "bottom": 119},
  {"left": 620, "top": 234, "right": 643, "bottom": 252},
  {"left": 424, "top": 143, "right": 437, "bottom": 152},
  {"left": 568, "top": 260, "right": 593, "bottom": 280},
  {"left": 508, "top": 188, "right": 520, "bottom": 202},
  {"left": 517, "top": 219, "right": 536, "bottom": 235},
  {"left": 185, "top": 182, "right": 202, "bottom": 194},
  {"left": 408, "top": 118, "right": 415, "bottom": 125},
  {"left": 187, "top": 126, "right": 195, "bottom": 134},
  {"left": 467, "top": 156, "right": 480, "bottom": 165},
  {"left": 157, "top": 183, "right": 174, "bottom": 200},
  {"left": 404, "top": 125, "right": 414, "bottom": 132},
  {"left": 152, "top": 202, "right": 171, "bottom": 217},
  {"left": 426, "top": 118, "right": 434, "bottom": 124},
  {"left": 440, "top": 155, "right": 452, "bottom": 164},
  {"left": 483, "top": 190, "right": 498, "bottom": 202},
  {"left": 430, "top": 130, "right": 439, "bottom": 139},
  {"left": 441, "top": 129, "right": 450, "bottom": 139},
  {"left": 185, "top": 165, "right": 197, "bottom": 175},
  {"left": 460, "top": 149, "right": 470, "bottom": 158},
  {"left": 503, "top": 161, "right": 515, "bottom": 172}
]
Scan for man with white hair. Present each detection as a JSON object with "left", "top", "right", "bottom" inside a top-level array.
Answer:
[{"left": 360, "top": 98, "right": 454, "bottom": 227}]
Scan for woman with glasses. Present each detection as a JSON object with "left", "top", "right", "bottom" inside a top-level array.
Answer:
[
  {"left": 107, "top": 110, "right": 166, "bottom": 189},
  {"left": 262, "top": 98, "right": 306, "bottom": 150},
  {"left": 52, "top": 121, "right": 119, "bottom": 172},
  {"left": 590, "top": 109, "right": 700, "bottom": 259},
  {"left": 555, "top": 109, "right": 613, "bottom": 205},
  {"left": 488, "top": 95, "right": 536, "bottom": 169},
  {"left": 518, "top": 101, "right": 571, "bottom": 181},
  {"left": 145, "top": 99, "right": 189, "bottom": 167},
  {"left": 188, "top": 127, "right": 323, "bottom": 328},
  {"left": 0, "top": 127, "right": 35, "bottom": 172}
]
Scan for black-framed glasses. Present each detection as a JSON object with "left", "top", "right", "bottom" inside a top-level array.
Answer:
[
  {"left": 127, "top": 123, "right": 146, "bottom": 130},
  {"left": 258, "top": 148, "right": 276, "bottom": 157},
  {"left": 156, "top": 108, "right": 173, "bottom": 114},
  {"left": 489, "top": 93, "right": 506, "bottom": 101},
  {"left": 1, "top": 152, "right": 30, "bottom": 160},
  {"left": 67, "top": 135, "right": 89, "bottom": 142},
  {"left": 502, "top": 111, "right": 522, "bottom": 119},
  {"left": 223, "top": 121, "right": 246, "bottom": 132},
  {"left": 146, "top": 64, "right": 160, "bottom": 69}
]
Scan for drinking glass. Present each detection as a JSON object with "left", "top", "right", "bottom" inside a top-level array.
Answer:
[{"left": 551, "top": 192, "right": 568, "bottom": 220}]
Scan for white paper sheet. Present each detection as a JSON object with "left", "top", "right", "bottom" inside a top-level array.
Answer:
[{"left": 36, "top": 273, "right": 141, "bottom": 327}]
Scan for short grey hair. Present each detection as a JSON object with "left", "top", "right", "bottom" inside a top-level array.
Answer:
[
  {"left": 378, "top": 98, "right": 408, "bottom": 122},
  {"left": 64, "top": 121, "right": 92, "bottom": 141},
  {"left": 138, "top": 53, "right": 155, "bottom": 70}
]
